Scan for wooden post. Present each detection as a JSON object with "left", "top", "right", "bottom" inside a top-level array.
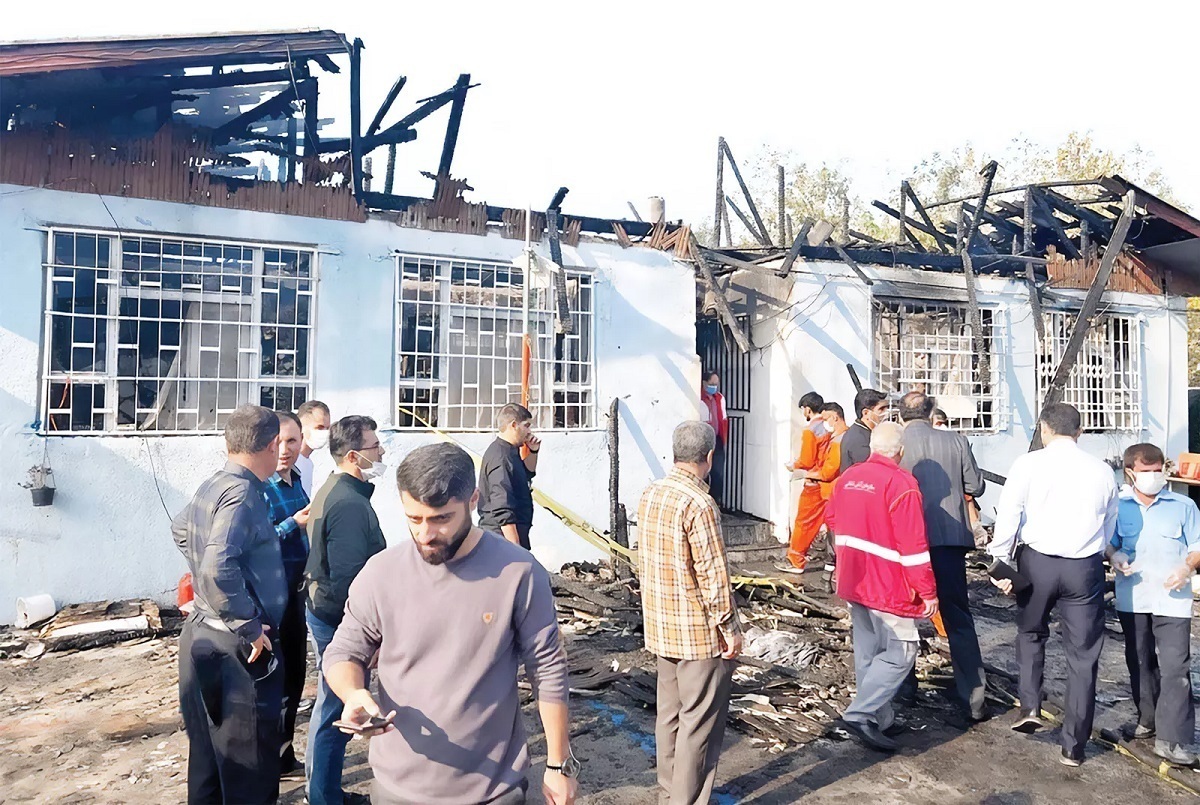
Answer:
[
  {"left": 1029, "top": 191, "right": 1136, "bottom": 450},
  {"left": 721, "top": 139, "right": 773, "bottom": 247},
  {"left": 777, "top": 164, "right": 787, "bottom": 247},
  {"left": 713, "top": 138, "right": 725, "bottom": 248},
  {"left": 437, "top": 74, "right": 471, "bottom": 178},
  {"left": 689, "top": 231, "right": 751, "bottom": 353},
  {"left": 608, "top": 398, "right": 631, "bottom": 578},
  {"left": 349, "top": 38, "right": 364, "bottom": 199}
]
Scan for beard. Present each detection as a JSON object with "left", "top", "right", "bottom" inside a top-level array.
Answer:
[{"left": 416, "top": 518, "right": 473, "bottom": 566}]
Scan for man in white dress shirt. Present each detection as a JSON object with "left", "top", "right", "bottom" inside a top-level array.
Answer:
[
  {"left": 295, "top": 400, "right": 332, "bottom": 498},
  {"left": 989, "top": 403, "right": 1118, "bottom": 767}
]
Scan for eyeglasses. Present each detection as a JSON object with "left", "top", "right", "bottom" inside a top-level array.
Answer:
[{"left": 357, "top": 442, "right": 383, "bottom": 453}]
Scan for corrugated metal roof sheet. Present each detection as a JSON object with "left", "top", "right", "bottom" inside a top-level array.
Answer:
[{"left": 0, "top": 29, "right": 349, "bottom": 77}]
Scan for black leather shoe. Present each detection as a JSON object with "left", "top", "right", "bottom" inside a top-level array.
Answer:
[
  {"left": 838, "top": 719, "right": 898, "bottom": 752},
  {"left": 1012, "top": 710, "right": 1044, "bottom": 734},
  {"left": 881, "top": 721, "right": 909, "bottom": 738},
  {"left": 1060, "top": 747, "right": 1084, "bottom": 767}
]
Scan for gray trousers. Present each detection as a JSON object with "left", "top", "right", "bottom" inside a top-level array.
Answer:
[
  {"left": 844, "top": 603, "right": 919, "bottom": 729},
  {"left": 1117, "top": 611, "right": 1195, "bottom": 746},
  {"left": 655, "top": 655, "right": 734, "bottom": 804},
  {"left": 1016, "top": 548, "right": 1105, "bottom": 758}
]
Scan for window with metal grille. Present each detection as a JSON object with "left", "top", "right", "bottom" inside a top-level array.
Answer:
[
  {"left": 1037, "top": 311, "right": 1141, "bottom": 432},
  {"left": 41, "top": 229, "right": 316, "bottom": 434},
  {"left": 873, "top": 300, "right": 1008, "bottom": 432},
  {"left": 394, "top": 253, "right": 595, "bottom": 431}
]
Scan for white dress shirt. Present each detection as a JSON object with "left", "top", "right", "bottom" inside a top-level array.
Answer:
[
  {"left": 295, "top": 452, "right": 315, "bottom": 498},
  {"left": 989, "top": 438, "right": 1118, "bottom": 561}
]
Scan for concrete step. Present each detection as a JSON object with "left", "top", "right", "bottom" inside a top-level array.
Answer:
[
  {"left": 726, "top": 542, "right": 788, "bottom": 566},
  {"left": 722, "top": 515, "right": 775, "bottom": 548}
]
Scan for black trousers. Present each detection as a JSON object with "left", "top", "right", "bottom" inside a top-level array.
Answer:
[
  {"left": 279, "top": 588, "right": 308, "bottom": 763},
  {"left": 179, "top": 619, "right": 283, "bottom": 804},
  {"left": 1117, "top": 611, "right": 1194, "bottom": 745},
  {"left": 1016, "top": 548, "right": 1105, "bottom": 758},
  {"left": 710, "top": 438, "right": 726, "bottom": 507},
  {"left": 930, "top": 546, "right": 987, "bottom": 716}
]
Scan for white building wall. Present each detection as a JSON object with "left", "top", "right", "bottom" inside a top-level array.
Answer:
[
  {"left": 0, "top": 184, "right": 698, "bottom": 624},
  {"left": 735, "top": 260, "right": 1188, "bottom": 541}
]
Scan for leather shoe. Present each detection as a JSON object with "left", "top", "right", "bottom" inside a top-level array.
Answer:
[
  {"left": 881, "top": 720, "right": 909, "bottom": 738},
  {"left": 838, "top": 719, "right": 898, "bottom": 752},
  {"left": 1060, "top": 747, "right": 1083, "bottom": 767},
  {"left": 1011, "top": 710, "right": 1044, "bottom": 734}
]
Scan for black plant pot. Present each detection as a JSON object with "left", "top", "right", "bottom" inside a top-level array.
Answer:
[{"left": 30, "top": 486, "right": 55, "bottom": 507}]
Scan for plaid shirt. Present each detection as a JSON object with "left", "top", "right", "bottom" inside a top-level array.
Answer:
[
  {"left": 263, "top": 469, "right": 310, "bottom": 590},
  {"left": 637, "top": 467, "right": 742, "bottom": 660},
  {"left": 171, "top": 462, "right": 287, "bottom": 640}
]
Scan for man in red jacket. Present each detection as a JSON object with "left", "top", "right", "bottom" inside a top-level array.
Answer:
[{"left": 826, "top": 421, "right": 939, "bottom": 752}]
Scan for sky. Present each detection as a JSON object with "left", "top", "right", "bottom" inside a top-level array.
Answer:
[{"left": 6, "top": 0, "right": 1199, "bottom": 228}]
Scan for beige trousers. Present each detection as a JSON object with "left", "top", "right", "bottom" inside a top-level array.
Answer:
[{"left": 655, "top": 655, "right": 734, "bottom": 804}]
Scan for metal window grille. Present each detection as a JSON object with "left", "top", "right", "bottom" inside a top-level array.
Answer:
[
  {"left": 394, "top": 253, "right": 595, "bottom": 431},
  {"left": 1037, "top": 311, "right": 1141, "bottom": 432},
  {"left": 41, "top": 229, "right": 316, "bottom": 434},
  {"left": 873, "top": 301, "right": 1008, "bottom": 432}
]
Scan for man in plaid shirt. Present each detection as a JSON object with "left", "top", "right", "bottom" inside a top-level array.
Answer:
[
  {"left": 263, "top": 411, "right": 312, "bottom": 777},
  {"left": 638, "top": 420, "right": 743, "bottom": 804}
]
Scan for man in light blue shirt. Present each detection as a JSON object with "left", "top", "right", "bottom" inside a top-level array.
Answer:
[{"left": 1107, "top": 443, "right": 1200, "bottom": 767}]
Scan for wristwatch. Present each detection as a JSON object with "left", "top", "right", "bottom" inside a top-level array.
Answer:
[{"left": 547, "top": 753, "right": 582, "bottom": 778}]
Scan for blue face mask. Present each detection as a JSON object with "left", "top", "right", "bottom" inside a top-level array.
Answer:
[{"left": 704, "top": 384, "right": 718, "bottom": 395}]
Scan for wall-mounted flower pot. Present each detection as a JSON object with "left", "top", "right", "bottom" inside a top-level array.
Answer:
[{"left": 30, "top": 486, "right": 55, "bottom": 507}]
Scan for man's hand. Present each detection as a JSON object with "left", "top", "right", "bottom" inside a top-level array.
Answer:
[
  {"left": 990, "top": 576, "right": 1014, "bottom": 596},
  {"left": 248, "top": 631, "right": 272, "bottom": 663},
  {"left": 920, "top": 598, "right": 939, "bottom": 619},
  {"left": 339, "top": 689, "right": 396, "bottom": 737},
  {"left": 719, "top": 629, "right": 743, "bottom": 660},
  {"left": 526, "top": 434, "right": 542, "bottom": 453},
  {"left": 1165, "top": 564, "right": 1194, "bottom": 592},
  {"left": 1110, "top": 551, "right": 1134, "bottom": 576},
  {"left": 543, "top": 769, "right": 578, "bottom": 805},
  {"left": 293, "top": 504, "right": 312, "bottom": 530},
  {"left": 785, "top": 461, "right": 796, "bottom": 472}
]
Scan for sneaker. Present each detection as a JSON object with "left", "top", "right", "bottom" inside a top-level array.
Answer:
[
  {"left": 775, "top": 561, "right": 808, "bottom": 575},
  {"left": 1125, "top": 723, "right": 1155, "bottom": 740},
  {"left": 881, "top": 720, "right": 909, "bottom": 738},
  {"left": 838, "top": 718, "right": 898, "bottom": 752},
  {"left": 342, "top": 792, "right": 371, "bottom": 805},
  {"left": 1154, "top": 740, "right": 1197, "bottom": 767},
  {"left": 1012, "top": 710, "right": 1044, "bottom": 734},
  {"left": 1060, "top": 748, "right": 1083, "bottom": 767}
]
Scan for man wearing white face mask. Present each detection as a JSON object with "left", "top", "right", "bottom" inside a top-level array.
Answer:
[
  {"left": 1108, "top": 443, "right": 1200, "bottom": 767},
  {"left": 303, "top": 415, "right": 387, "bottom": 805},
  {"left": 296, "top": 400, "right": 332, "bottom": 498}
]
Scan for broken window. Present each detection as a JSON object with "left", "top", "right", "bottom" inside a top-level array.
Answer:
[
  {"left": 874, "top": 301, "right": 1007, "bottom": 432},
  {"left": 1037, "top": 311, "right": 1141, "bottom": 432},
  {"left": 42, "top": 230, "right": 316, "bottom": 433},
  {"left": 394, "top": 254, "right": 594, "bottom": 430}
]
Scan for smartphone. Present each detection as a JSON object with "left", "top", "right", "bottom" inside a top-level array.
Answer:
[
  {"left": 333, "top": 714, "right": 393, "bottom": 734},
  {"left": 988, "top": 558, "right": 1032, "bottom": 594}
]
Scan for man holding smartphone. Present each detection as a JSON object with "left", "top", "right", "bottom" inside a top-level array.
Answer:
[
  {"left": 172, "top": 405, "right": 288, "bottom": 804},
  {"left": 324, "top": 443, "right": 577, "bottom": 804}
]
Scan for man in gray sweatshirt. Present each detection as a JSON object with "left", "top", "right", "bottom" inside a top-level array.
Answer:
[{"left": 323, "top": 443, "right": 578, "bottom": 804}]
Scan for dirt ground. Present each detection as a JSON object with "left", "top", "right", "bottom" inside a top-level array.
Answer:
[{"left": 1, "top": 572, "right": 1197, "bottom": 804}]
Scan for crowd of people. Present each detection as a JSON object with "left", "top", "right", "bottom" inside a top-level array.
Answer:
[
  {"left": 170, "top": 374, "right": 1199, "bottom": 804},
  {"left": 702, "top": 372, "right": 1200, "bottom": 771}
]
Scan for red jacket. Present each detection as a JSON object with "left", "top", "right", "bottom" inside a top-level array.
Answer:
[
  {"left": 825, "top": 454, "right": 937, "bottom": 619},
  {"left": 701, "top": 390, "right": 728, "bottom": 445}
]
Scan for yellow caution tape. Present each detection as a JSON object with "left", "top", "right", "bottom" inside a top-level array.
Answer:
[{"left": 396, "top": 407, "right": 637, "bottom": 563}]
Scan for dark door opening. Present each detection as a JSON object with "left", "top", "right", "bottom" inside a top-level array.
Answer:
[{"left": 697, "top": 316, "right": 750, "bottom": 513}]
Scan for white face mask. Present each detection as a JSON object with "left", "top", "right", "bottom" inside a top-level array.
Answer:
[
  {"left": 306, "top": 429, "right": 330, "bottom": 451},
  {"left": 1132, "top": 471, "right": 1167, "bottom": 497},
  {"left": 358, "top": 455, "right": 388, "bottom": 481}
]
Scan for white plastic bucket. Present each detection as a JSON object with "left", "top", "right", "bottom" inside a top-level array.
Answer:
[{"left": 15, "top": 594, "right": 57, "bottom": 629}]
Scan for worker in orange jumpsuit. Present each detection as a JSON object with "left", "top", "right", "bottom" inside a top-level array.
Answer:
[{"left": 787, "top": 393, "right": 854, "bottom": 571}]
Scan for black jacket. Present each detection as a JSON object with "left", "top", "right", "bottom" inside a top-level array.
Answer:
[
  {"left": 304, "top": 473, "right": 386, "bottom": 627},
  {"left": 478, "top": 438, "right": 535, "bottom": 529},
  {"left": 840, "top": 421, "right": 873, "bottom": 474}
]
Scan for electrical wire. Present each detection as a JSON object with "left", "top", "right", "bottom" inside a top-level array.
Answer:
[{"left": 142, "top": 437, "right": 174, "bottom": 522}]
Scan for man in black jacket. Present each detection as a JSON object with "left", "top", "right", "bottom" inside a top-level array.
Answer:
[
  {"left": 840, "top": 388, "right": 889, "bottom": 474},
  {"left": 303, "top": 415, "right": 387, "bottom": 805},
  {"left": 899, "top": 391, "right": 988, "bottom": 720},
  {"left": 478, "top": 403, "right": 541, "bottom": 550}
]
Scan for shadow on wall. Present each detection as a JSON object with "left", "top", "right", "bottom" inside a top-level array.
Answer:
[{"left": 0, "top": 387, "right": 227, "bottom": 625}]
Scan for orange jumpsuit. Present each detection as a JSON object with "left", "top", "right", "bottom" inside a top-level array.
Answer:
[{"left": 787, "top": 427, "right": 837, "bottom": 569}]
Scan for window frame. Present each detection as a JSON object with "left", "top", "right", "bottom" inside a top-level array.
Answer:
[
  {"left": 1036, "top": 308, "right": 1143, "bottom": 433},
  {"left": 871, "top": 298, "right": 1009, "bottom": 434},
  {"left": 38, "top": 226, "right": 319, "bottom": 435},
  {"left": 391, "top": 251, "right": 598, "bottom": 432}
]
